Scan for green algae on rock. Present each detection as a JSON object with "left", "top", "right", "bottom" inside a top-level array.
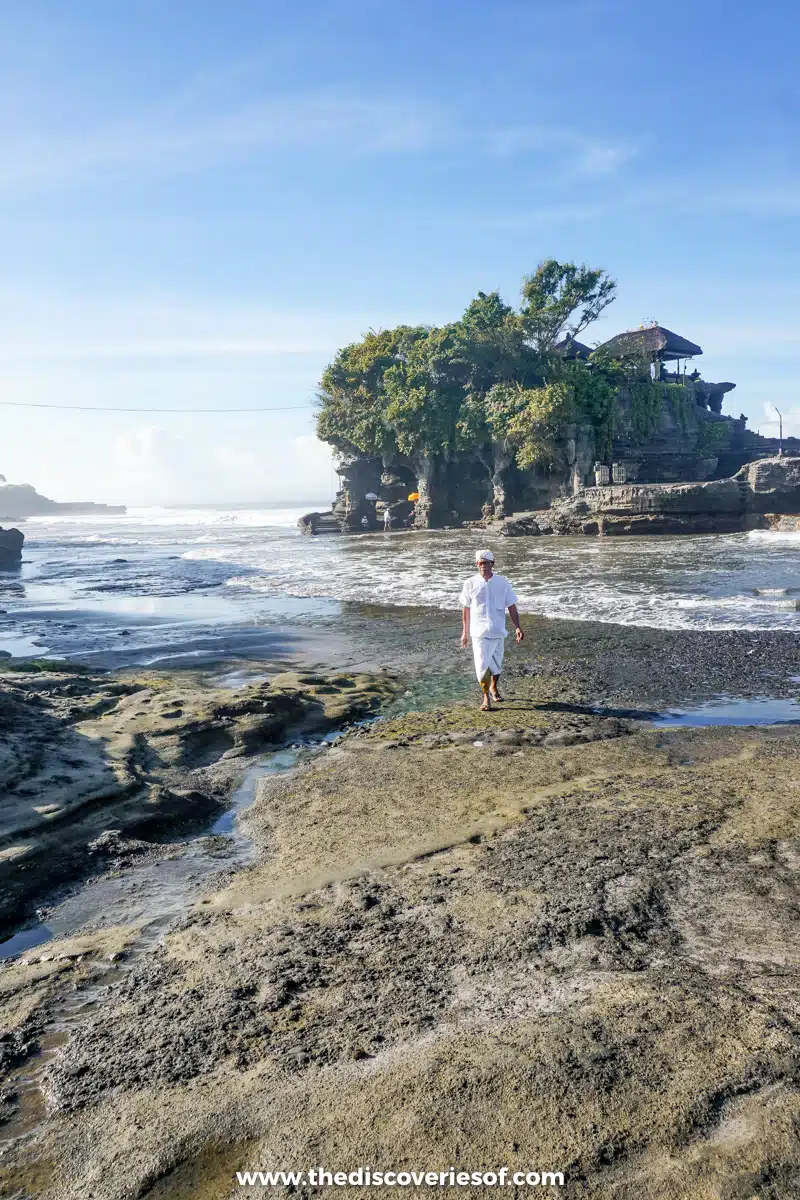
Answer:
[{"left": 0, "top": 664, "right": 399, "bottom": 936}]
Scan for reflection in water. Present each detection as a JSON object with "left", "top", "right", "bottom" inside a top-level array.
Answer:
[{"left": 655, "top": 695, "right": 800, "bottom": 726}]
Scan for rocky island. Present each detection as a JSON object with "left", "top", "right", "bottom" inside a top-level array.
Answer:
[
  {"left": 501, "top": 455, "right": 800, "bottom": 537},
  {"left": 0, "top": 482, "right": 125, "bottom": 522},
  {"left": 301, "top": 261, "right": 798, "bottom": 536},
  {"left": 0, "top": 483, "right": 126, "bottom": 566}
]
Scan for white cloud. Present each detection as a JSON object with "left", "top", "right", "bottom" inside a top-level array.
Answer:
[
  {"left": 484, "top": 125, "right": 637, "bottom": 177},
  {"left": 87, "top": 425, "right": 333, "bottom": 504},
  {"left": 292, "top": 433, "right": 333, "bottom": 478},
  {"left": 0, "top": 291, "right": 443, "bottom": 366},
  {"left": 0, "top": 92, "right": 447, "bottom": 194},
  {"left": 761, "top": 402, "right": 800, "bottom": 439},
  {"left": 0, "top": 70, "right": 643, "bottom": 196}
]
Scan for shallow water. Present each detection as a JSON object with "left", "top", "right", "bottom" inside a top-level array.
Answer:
[
  {"left": 2, "top": 506, "right": 800, "bottom": 667},
  {"left": 655, "top": 695, "right": 800, "bottom": 726},
  {"left": 0, "top": 744, "right": 306, "bottom": 962}
]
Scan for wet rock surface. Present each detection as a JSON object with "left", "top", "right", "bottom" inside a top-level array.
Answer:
[
  {"left": 0, "top": 525, "right": 23, "bottom": 567},
  {"left": 0, "top": 664, "right": 397, "bottom": 936},
  {"left": 2, "top": 628, "right": 800, "bottom": 1199}
]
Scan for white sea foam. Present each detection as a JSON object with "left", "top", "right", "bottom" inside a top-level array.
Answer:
[
  {"left": 17, "top": 511, "right": 800, "bottom": 635},
  {"left": 747, "top": 529, "right": 800, "bottom": 545},
  {"left": 26, "top": 504, "right": 328, "bottom": 531}
]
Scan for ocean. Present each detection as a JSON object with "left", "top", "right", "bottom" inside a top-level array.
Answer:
[{"left": 1, "top": 504, "right": 799, "bottom": 665}]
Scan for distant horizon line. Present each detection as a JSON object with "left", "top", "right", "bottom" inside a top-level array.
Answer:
[{"left": 79, "top": 498, "right": 335, "bottom": 510}]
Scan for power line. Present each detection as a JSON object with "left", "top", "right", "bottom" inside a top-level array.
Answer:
[{"left": 0, "top": 401, "right": 316, "bottom": 413}]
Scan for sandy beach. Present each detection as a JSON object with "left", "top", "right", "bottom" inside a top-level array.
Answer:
[{"left": 1, "top": 608, "right": 799, "bottom": 1199}]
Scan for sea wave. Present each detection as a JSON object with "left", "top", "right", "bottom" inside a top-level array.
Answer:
[
  {"left": 13, "top": 514, "right": 800, "bottom": 639},
  {"left": 747, "top": 529, "right": 800, "bottom": 544},
  {"left": 223, "top": 569, "right": 800, "bottom": 631},
  {"left": 25, "top": 504, "right": 327, "bottom": 531}
]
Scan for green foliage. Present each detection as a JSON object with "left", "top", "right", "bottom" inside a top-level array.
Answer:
[
  {"left": 628, "top": 381, "right": 687, "bottom": 441},
  {"left": 519, "top": 260, "right": 616, "bottom": 352},
  {"left": 315, "top": 262, "right": 621, "bottom": 470},
  {"left": 501, "top": 382, "right": 575, "bottom": 469},
  {"left": 629, "top": 381, "right": 665, "bottom": 440},
  {"left": 670, "top": 385, "right": 692, "bottom": 433},
  {"left": 695, "top": 419, "right": 731, "bottom": 456},
  {"left": 316, "top": 326, "right": 430, "bottom": 456},
  {"left": 572, "top": 366, "right": 617, "bottom": 461}
]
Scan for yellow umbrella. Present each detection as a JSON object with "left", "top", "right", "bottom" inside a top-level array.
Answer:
[{"left": 407, "top": 491, "right": 420, "bottom": 502}]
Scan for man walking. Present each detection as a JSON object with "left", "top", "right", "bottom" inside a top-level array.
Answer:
[{"left": 459, "top": 550, "right": 523, "bottom": 711}]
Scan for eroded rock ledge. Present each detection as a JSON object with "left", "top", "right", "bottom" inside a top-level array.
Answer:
[
  {"left": 501, "top": 456, "right": 800, "bottom": 536},
  {"left": 0, "top": 664, "right": 397, "bottom": 934}
]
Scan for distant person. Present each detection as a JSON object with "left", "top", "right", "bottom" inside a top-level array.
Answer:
[
  {"left": 383, "top": 507, "right": 392, "bottom": 530},
  {"left": 361, "top": 515, "right": 369, "bottom": 529},
  {"left": 459, "top": 549, "right": 523, "bottom": 712}
]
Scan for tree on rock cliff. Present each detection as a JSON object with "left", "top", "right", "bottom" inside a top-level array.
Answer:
[
  {"left": 315, "top": 262, "right": 618, "bottom": 471},
  {"left": 316, "top": 325, "right": 430, "bottom": 455},
  {"left": 519, "top": 260, "right": 617, "bottom": 352}
]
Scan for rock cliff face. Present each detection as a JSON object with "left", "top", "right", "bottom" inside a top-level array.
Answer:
[
  {"left": 304, "top": 373, "right": 798, "bottom": 535},
  {"left": 0, "top": 526, "right": 23, "bottom": 566},
  {"left": 508, "top": 456, "right": 800, "bottom": 537},
  {"left": 735, "top": 456, "right": 800, "bottom": 513},
  {"left": 305, "top": 445, "right": 561, "bottom": 534}
]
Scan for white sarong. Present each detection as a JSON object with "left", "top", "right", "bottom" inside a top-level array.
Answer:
[{"left": 472, "top": 636, "right": 504, "bottom": 683}]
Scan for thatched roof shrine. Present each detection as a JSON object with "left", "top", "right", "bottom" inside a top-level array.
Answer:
[
  {"left": 554, "top": 336, "right": 592, "bottom": 360},
  {"left": 596, "top": 325, "right": 703, "bottom": 362}
]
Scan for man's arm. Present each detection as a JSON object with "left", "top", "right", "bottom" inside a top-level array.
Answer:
[
  {"left": 460, "top": 606, "right": 470, "bottom": 648},
  {"left": 508, "top": 603, "right": 524, "bottom": 643}
]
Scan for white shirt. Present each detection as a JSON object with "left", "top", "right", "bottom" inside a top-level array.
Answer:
[{"left": 458, "top": 571, "right": 518, "bottom": 639}]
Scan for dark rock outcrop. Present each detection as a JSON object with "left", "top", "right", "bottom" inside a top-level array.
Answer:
[
  {"left": 0, "top": 484, "right": 125, "bottom": 520},
  {"left": 499, "top": 513, "right": 544, "bottom": 537},
  {"left": 297, "top": 512, "right": 340, "bottom": 536},
  {"left": 0, "top": 526, "right": 23, "bottom": 566}
]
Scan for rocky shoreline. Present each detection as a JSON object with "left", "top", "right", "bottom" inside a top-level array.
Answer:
[
  {"left": 0, "top": 663, "right": 397, "bottom": 939},
  {"left": 302, "top": 456, "right": 800, "bottom": 540},
  {"left": 1, "top": 624, "right": 800, "bottom": 1199},
  {"left": 500, "top": 456, "right": 800, "bottom": 538}
]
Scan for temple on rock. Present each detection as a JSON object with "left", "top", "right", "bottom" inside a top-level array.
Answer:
[
  {"left": 302, "top": 322, "right": 798, "bottom": 535},
  {"left": 597, "top": 324, "right": 703, "bottom": 368},
  {"left": 595, "top": 325, "right": 736, "bottom": 413}
]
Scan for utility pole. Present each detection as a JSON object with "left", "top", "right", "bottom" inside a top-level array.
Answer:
[{"left": 772, "top": 405, "right": 784, "bottom": 457}]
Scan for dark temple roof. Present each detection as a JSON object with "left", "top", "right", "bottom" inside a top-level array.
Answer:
[
  {"left": 553, "top": 336, "right": 592, "bottom": 360},
  {"left": 595, "top": 325, "right": 703, "bottom": 362}
]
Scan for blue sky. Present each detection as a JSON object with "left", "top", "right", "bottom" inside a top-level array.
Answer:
[{"left": 1, "top": 0, "right": 798, "bottom": 503}]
